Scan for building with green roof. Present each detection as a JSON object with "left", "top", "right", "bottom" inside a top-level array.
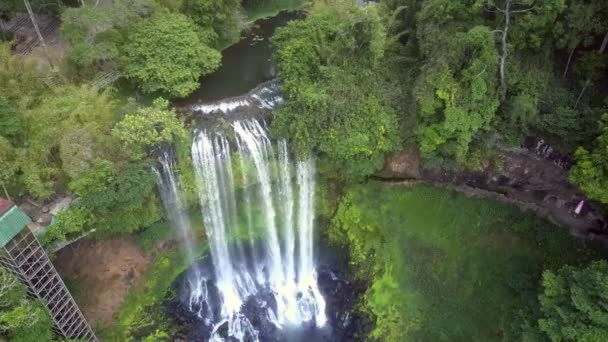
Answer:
[
  {"left": 0, "top": 199, "right": 32, "bottom": 248},
  {"left": 0, "top": 199, "right": 97, "bottom": 341}
]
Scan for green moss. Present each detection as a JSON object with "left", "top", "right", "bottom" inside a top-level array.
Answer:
[{"left": 331, "top": 182, "right": 604, "bottom": 341}]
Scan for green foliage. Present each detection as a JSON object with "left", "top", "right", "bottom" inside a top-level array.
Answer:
[
  {"left": 505, "top": 0, "right": 567, "bottom": 51},
  {"left": 20, "top": 85, "right": 118, "bottom": 198},
  {"left": 137, "top": 220, "right": 174, "bottom": 252},
  {"left": 538, "top": 260, "right": 608, "bottom": 341},
  {"left": 43, "top": 160, "right": 162, "bottom": 245},
  {"left": 61, "top": 0, "right": 155, "bottom": 74},
  {"left": 41, "top": 206, "right": 91, "bottom": 246},
  {"left": 155, "top": 0, "right": 185, "bottom": 12},
  {"left": 104, "top": 245, "right": 208, "bottom": 340},
  {"left": 112, "top": 99, "right": 188, "bottom": 160},
  {"left": 569, "top": 113, "right": 608, "bottom": 204},
  {"left": 243, "top": 0, "right": 309, "bottom": 22},
  {"left": 120, "top": 13, "right": 221, "bottom": 97},
  {"left": 80, "top": 161, "right": 162, "bottom": 235},
  {"left": 0, "top": 95, "right": 23, "bottom": 139},
  {"left": 271, "top": 3, "right": 400, "bottom": 180},
  {"left": 184, "top": 0, "right": 243, "bottom": 47},
  {"left": 331, "top": 182, "right": 600, "bottom": 341},
  {"left": 413, "top": 24, "right": 499, "bottom": 165},
  {"left": 553, "top": 0, "right": 608, "bottom": 54},
  {"left": 0, "top": 269, "right": 54, "bottom": 342},
  {"left": 0, "top": 43, "right": 49, "bottom": 110},
  {"left": 143, "top": 330, "right": 170, "bottom": 341},
  {"left": 69, "top": 159, "right": 116, "bottom": 196}
]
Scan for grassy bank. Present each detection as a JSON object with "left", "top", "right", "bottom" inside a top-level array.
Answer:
[
  {"left": 101, "top": 211, "right": 207, "bottom": 340},
  {"left": 331, "top": 182, "right": 605, "bottom": 341},
  {"left": 244, "top": 0, "right": 310, "bottom": 23}
]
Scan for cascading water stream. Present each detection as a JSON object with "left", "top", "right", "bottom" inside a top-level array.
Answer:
[
  {"left": 155, "top": 152, "right": 212, "bottom": 319},
  {"left": 189, "top": 118, "right": 327, "bottom": 341}
]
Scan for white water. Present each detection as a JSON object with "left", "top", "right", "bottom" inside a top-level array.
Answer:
[
  {"left": 190, "top": 80, "right": 283, "bottom": 115},
  {"left": 155, "top": 152, "right": 211, "bottom": 318},
  {"left": 190, "top": 119, "right": 327, "bottom": 341}
]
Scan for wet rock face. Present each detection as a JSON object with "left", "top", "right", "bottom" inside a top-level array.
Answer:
[
  {"left": 167, "top": 261, "right": 369, "bottom": 342},
  {"left": 376, "top": 149, "right": 421, "bottom": 180},
  {"left": 381, "top": 138, "right": 607, "bottom": 240}
]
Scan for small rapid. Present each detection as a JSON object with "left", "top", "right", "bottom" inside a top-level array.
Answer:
[{"left": 187, "top": 80, "right": 282, "bottom": 116}]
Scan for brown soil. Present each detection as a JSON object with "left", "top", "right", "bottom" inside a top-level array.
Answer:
[{"left": 53, "top": 237, "right": 152, "bottom": 329}]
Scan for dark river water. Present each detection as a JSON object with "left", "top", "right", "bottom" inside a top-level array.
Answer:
[{"left": 176, "top": 11, "right": 302, "bottom": 106}]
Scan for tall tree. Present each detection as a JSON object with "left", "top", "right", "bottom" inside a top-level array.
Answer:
[
  {"left": 538, "top": 260, "right": 608, "bottom": 341},
  {"left": 554, "top": 0, "right": 608, "bottom": 78},
  {"left": 271, "top": 4, "right": 401, "bottom": 180},
  {"left": 413, "top": 24, "right": 499, "bottom": 166},
  {"left": 111, "top": 99, "right": 188, "bottom": 160},
  {"left": 569, "top": 113, "right": 608, "bottom": 204},
  {"left": 23, "top": 0, "right": 54, "bottom": 69},
  {"left": 120, "top": 13, "right": 221, "bottom": 97},
  {"left": 184, "top": 0, "right": 243, "bottom": 48},
  {"left": 61, "top": 0, "right": 154, "bottom": 73},
  {"left": 0, "top": 269, "right": 53, "bottom": 342}
]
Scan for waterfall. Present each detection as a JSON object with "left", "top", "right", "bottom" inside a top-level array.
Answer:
[
  {"left": 155, "top": 152, "right": 211, "bottom": 318},
  {"left": 187, "top": 80, "right": 282, "bottom": 116},
  {"left": 190, "top": 118, "right": 327, "bottom": 341}
]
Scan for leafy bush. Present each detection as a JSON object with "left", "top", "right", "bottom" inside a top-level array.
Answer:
[
  {"left": 120, "top": 13, "right": 221, "bottom": 97},
  {"left": 112, "top": 99, "right": 188, "bottom": 160}
]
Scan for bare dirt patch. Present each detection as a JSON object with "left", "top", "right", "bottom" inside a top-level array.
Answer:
[{"left": 54, "top": 237, "right": 152, "bottom": 329}]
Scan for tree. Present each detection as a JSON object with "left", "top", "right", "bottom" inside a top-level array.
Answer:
[
  {"left": 77, "top": 161, "right": 162, "bottom": 234},
  {"left": 20, "top": 85, "right": 117, "bottom": 198},
  {"left": 184, "top": 0, "right": 243, "bottom": 48},
  {"left": 0, "top": 137, "right": 18, "bottom": 200},
  {"left": 554, "top": 0, "right": 608, "bottom": 77},
  {"left": 23, "top": 0, "right": 54, "bottom": 69},
  {"left": 271, "top": 4, "right": 400, "bottom": 180},
  {"left": 0, "top": 269, "right": 53, "bottom": 342},
  {"left": 0, "top": 95, "right": 23, "bottom": 139},
  {"left": 504, "top": 0, "right": 566, "bottom": 51},
  {"left": 0, "top": 42, "right": 49, "bottom": 109},
  {"left": 112, "top": 99, "right": 188, "bottom": 160},
  {"left": 413, "top": 25, "right": 499, "bottom": 166},
  {"left": 43, "top": 158, "right": 162, "bottom": 243},
  {"left": 61, "top": 0, "right": 155, "bottom": 73},
  {"left": 569, "top": 113, "right": 608, "bottom": 204},
  {"left": 537, "top": 260, "right": 608, "bottom": 341},
  {"left": 120, "top": 13, "right": 221, "bottom": 97}
]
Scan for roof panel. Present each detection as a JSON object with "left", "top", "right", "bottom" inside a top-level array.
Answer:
[{"left": 0, "top": 206, "right": 31, "bottom": 248}]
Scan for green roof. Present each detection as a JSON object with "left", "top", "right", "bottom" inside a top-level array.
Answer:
[{"left": 0, "top": 206, "right": 31, "bottom": 248}]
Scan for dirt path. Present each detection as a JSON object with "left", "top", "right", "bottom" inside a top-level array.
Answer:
[{"left": 54, "top": 237, "right": 152, "bottom": 329}]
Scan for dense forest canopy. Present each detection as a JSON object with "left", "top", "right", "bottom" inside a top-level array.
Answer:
[
  {"left": 0, "top": 0, "right": 608, "bottom": 340},
  {"left": 271, "top": 0, "right": 608, "bottom": 177}
]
